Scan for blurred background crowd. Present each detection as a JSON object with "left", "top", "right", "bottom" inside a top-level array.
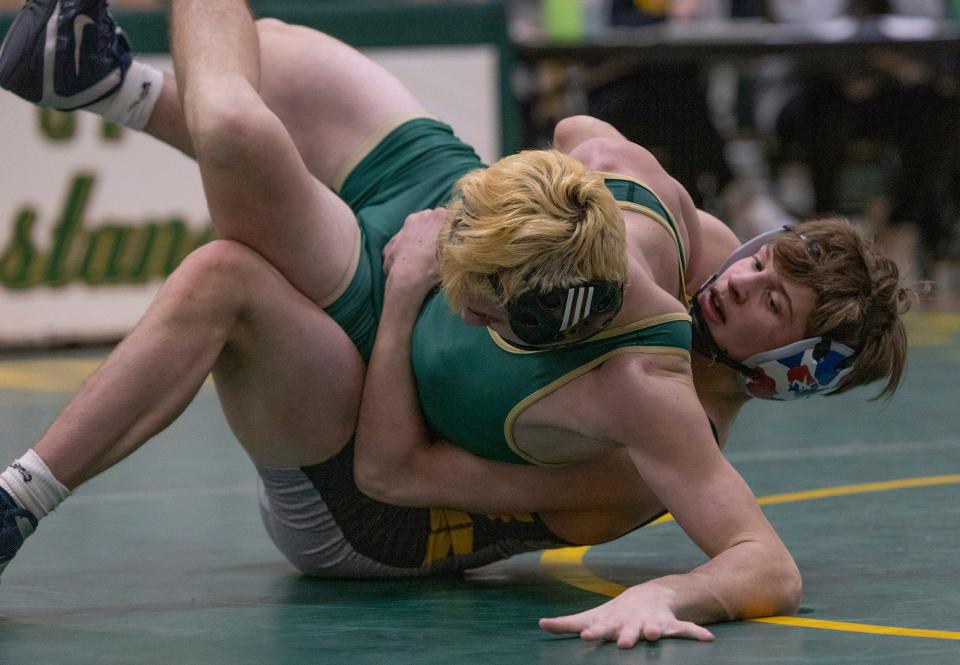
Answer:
[
  {"left": 512, "top": 0, "right": 960, "bottom": 303},
  {"left": 2, "top": 0, "right": 957, "bottom": 305}
]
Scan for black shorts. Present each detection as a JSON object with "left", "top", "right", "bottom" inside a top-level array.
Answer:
[{"left": 256, "top": 442, "right": 572, "bottom": 578}]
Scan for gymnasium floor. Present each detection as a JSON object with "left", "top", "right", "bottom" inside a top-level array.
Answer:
[{"left": 0, "top": 312, "right": 958, "bottom": 664}]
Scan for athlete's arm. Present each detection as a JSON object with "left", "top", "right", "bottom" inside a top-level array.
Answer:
[
  {"left": 354, "top": 210, "right": 651, "bottom": 514},
  {"left": 540, "top": 359, "right": 802, "bottom": 646}
]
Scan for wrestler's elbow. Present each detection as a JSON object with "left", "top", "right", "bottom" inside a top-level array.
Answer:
[
  {"left": 352, "top": 444, "right": 390, "bottom": 501},
  {"left": 554, "top": 115, "right": 626, "bottom": 151},
  {"left": 554, "top": 116, "right": 597, "bottom": 152},
  {"left": 353, "top": 446, "right": 422, "bottom": 506},
  {"left": 776, "top": 555, "right": 803, "bottom": 615},
  {"left": 759, "top": 548, "right": 803, "bottom": 617}
]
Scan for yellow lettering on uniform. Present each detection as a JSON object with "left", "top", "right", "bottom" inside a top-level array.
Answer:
[{"left": 422, "top": 508, "right": 475, "bottom": 567}]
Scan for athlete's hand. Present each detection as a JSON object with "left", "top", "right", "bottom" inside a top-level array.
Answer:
[
  {"left": 539, "top": 583, "right": 715, "bottom": 649},
  {"left": 383, "top": 208, "right": 446, "bottom": 299}
]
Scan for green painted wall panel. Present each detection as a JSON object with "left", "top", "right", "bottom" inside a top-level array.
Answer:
[{"left": 0, "top": 0, "right": 521, "bottom": 153}]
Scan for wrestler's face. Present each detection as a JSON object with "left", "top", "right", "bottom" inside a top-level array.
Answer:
[
  {"left": 459, "top": 294, "right": 517, "bottom": 340},
  {"left": 697, "top": 243, "right": 816, "bottom": 361}
]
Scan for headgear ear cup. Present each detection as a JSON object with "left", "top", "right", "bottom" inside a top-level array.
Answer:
[
  {"left": 737, "top": 338, "right": 856, "bottom": 400},
  {"left": 505, "top": 280, "right": 624, "bottom": 347}
]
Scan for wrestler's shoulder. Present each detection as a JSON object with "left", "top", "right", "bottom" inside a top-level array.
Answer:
[{"left": 560, "top": 346, "right": 694, "bottom": 409}]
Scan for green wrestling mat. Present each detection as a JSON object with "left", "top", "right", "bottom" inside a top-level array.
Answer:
[{"left": 0, "top": 312, "right": 957, "bottom": 664}]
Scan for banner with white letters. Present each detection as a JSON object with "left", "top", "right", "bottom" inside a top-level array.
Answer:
[{"left": 0, "top": 48, "right": 498, "bottom": 347}]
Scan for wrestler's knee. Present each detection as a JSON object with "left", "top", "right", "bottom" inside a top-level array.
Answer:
[{"left": 167, "top": 240, "right": 270, "bottom": 316}]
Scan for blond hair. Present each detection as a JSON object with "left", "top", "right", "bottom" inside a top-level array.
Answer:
[
  {"left": 438, "top": 150, "right": 627, "bottom": 311},
  {"left": 771, "top": 218, "right": 911, "bottom": 399}
]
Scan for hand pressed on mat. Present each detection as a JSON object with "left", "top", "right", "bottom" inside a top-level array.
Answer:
[{"left": 540, "top": 583, "right": 716, "bottom": 649}]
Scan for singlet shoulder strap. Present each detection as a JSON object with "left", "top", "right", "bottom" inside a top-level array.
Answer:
[{"left": 599, "top": 172, "right": 689, "bottom": 307}]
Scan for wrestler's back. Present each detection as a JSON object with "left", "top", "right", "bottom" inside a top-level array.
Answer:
[
  {"left": 508, "top": 134, "right": 713, "bottom": 464},
  {"left": 513, "top": 206, "right": 696, "bottom": 463},
  {"left": 412, "top": 158, "right": 704, "bottom": 466}
]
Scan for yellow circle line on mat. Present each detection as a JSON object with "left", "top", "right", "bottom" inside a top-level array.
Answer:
[
  {"left": 540, "top": 474, "right": 960, "bottom": 640},
  {"left": 646, "top": 473, "right": 960, "bottom": 526},
  {"left": 0, "top": 358, "right": 214, "bottom": 393}
]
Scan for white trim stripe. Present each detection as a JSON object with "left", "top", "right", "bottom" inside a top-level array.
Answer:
[
  {"left": 560, "top": 288, "right": 576, "bottom": 331},
  {"left": 573, "top": 287, "right": 586, "bottom": 327},
  {"left": 583, "top": 287, "right": 595, "bottom": 321}
]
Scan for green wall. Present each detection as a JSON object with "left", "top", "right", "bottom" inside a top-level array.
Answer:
[{"left": 0, "top": 0, "right": 520, "bottom": 153}]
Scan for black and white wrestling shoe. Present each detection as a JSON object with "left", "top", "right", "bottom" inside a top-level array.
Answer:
[
  {"left": 0, "top": 487, "right": 36, "bottom": 579},
  {"left": 0, "top": 0, "right": 131, "bottom": 110}
]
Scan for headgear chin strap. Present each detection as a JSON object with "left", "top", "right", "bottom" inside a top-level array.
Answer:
[
  {"left": 505, "top": 279, "right": 624, "bottom": 348},
  {"left": 691, "top": 226, "right": 858, "bottom": 400}
]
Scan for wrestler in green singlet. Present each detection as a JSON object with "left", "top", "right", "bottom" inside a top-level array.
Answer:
[{"left": 327, "top": 117, "right": 691, "bottom": 466}]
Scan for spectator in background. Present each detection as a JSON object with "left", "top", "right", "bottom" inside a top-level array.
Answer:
[
  {"left": 527, "top": 1, "right": 766, "bottom": 218},
  {"left": 577, "top": 0, "right": 737, "bottom": 211},
  {"left": 768, "top": 0, "right": 960, "bottom": 290},
  {"left": 530, "top": 0, "right": 959, "bottom": 294}
]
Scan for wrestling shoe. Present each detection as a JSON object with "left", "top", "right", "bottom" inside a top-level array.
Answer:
[
  {"left": 0, "top": 486, "right": 37, "bottom": 578},
  {"left": 0, "top": 0, "right": 131, "bottom": 110}
]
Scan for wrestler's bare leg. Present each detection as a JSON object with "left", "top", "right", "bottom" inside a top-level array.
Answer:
[
  {"left": 35, "top": 240, "right": 363, "bottom": 489},
  {"left": 29, "top": 1, "right": 372, "bottom": 489},
  {"left": 143, "top": 20, "right": 426, "bottom": 305},
  {"left": 147, "top": 19, "right": 424, "bottom": 188},
  {"left": 0, "top": 9, "right": 419, "bottom": 489}
]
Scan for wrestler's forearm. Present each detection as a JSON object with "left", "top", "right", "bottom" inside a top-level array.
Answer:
[
  {"left": 536, "top": 369, "right": 801, "bottom": 642},
  {"left": 354, "top": 280, "right": 435, "bottom": 499},
  {"left": 621, "top": 418, "right": 802, "bottom": 623},
  {"left": 356, "top": 283, "right": 652, "bottom": 513},
  {"left": 627, "top": 459, "right": 802, "bottom": 623},
  {"left": 540, "top": 539, "right": 799, "bottom": 645}
]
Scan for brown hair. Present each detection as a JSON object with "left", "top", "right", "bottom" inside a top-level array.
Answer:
[
  {"left": 438, "top": 150, "right": 627, "bottom": 311},
  {"left": 771, "top": 217, "right": 912, "bottom": 399}
]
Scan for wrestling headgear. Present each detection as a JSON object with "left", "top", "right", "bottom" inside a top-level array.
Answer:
[
  {"left": 495, "top": 277, "right": 624, "bottom": 348},
  {"left": 690, "top": 226, "right": 858, "bottom": 400}
]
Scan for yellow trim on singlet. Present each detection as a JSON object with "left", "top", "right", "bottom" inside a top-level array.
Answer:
[
  {"left": 503, "top": 345, "right": 691, "bottom": 466},
  {"left": 317, "top": 228, "right": 363, "bottom": 309},
  {"left": 594, "top": 171, "right": 690, "bottom": 308},
  {"left": 590, "top": 312, "right": 692, "bottom": 340},
  {"left": 486, "top": 312, "right": 692, "bottom": 355},
  {"left": 594, "top": 171, "right": 684, "bottom": 257},
  {"left": 486, "top": 329, "right": 541, "bottom": 354},
  {"left": 331, "top": 111, "right": 441, "bottom": 193}
]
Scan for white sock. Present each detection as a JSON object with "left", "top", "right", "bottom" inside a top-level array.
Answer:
[
  {"left": 0, "top": 450, "right": 71, "bottom": 520},
  {"left": 84, "top": 60, "right": 164, "bottom": 131}
]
